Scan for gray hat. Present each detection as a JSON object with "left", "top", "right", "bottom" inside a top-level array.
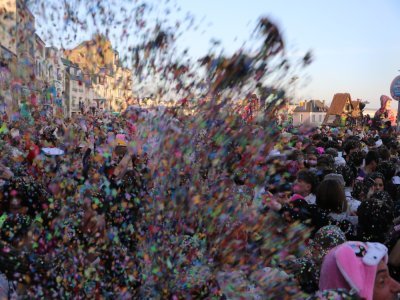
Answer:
[{"left": 324, "top": 173, "right": 345, "bottom": 186}]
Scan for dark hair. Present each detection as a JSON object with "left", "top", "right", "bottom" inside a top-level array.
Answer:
[
  {"left": 365, "top": 150, "right": 379, "bottom": 166},
  {"left": 325, "top": 148, "right": 338, "bottom": 158},
  {"left": 316, "top": 179, "right": 347, "bottom": 213},
  {"left": 325, "top": 140, "right": 339, "bottom": 150},
  {"left": 317, "top": 154, "right": 335, "bottom": 170},
  {"left": 387, "top": 139, "right": 398, "bottom": 151},
  {"left": 336, "top": 165, "right": 355, "bottom": 187},
  {"left": 347, "top": 151, "right": 365, "bottom": 168},
  {"left": 376, "top": 162, "right": 396, "bottom": 181},
  {"left": 297, "top": 170, "right": 319, "bottom": 194},
  {"left": 287, "top": 150, "right": 304, "bottom": 161},
  {"left": 369, "top": 191, "right": 393, "bottom": 206},
  {"left": 367, "top": 172, "right": 385, "bottom": 182},
  {"left": 378, "top": 146, "right": 390, "bottom": 161},
  {"left": 344, "top": 139, "right": 361, "bottom": 155},
  {"left": 312, "top": 133, "right": 322, "bottom": 141},
  {"left": 365, "top": 137, "right": 376, "bottom": 147},
  {"left": 304, "top": 146, "right": 318, "bottom": 156},
  {"left": 357, "top": 199, "right": 394, "bottom": 243},
  {"left": 352, "top": 180, "right": 369, "bottom": 201}
]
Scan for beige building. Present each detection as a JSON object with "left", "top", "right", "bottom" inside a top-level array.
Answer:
[
  {"left": 62, "top": 58, "right": 92, "bottom": 117},
  {"left": 33, "top": 33, "right": 46, "bottom": 109},
  {"left": 0, "top": 0, "right": 37, "bottom": 111},
  {"left": 64, "top": 34, "right": 133, "bottom": 112},
  {"left": 45, "top": 47, "right": 65, "bottom": 116},
  {"left": 0, "top": 0, "right": 17, "bottom": 56}
]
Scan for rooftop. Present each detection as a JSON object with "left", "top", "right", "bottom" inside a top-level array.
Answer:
[{"left": 293, "top": 100, "right": 328, "bottom": 113}]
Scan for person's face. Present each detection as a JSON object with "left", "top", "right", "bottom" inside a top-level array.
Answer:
[
  {"left": 306, "top": 154, "right": 317, "bottom": 167},
  {"left": 370, "top": 160, "right": 378, "bottom": 172},
  {"left": 275, "top": 191, "right": 291, "bottom": 204},
  {"left": 295, "top": 141, "right": 303, "bottom": 150},
  {"left": 293, "top": 179, "right": 311, "bottom": 196},
  {"left": 308, "top": 154, "right": 317, "bottom": 162},
  {"left": 384, "top": 100, "right": 392, "bottom": 110},
  {"left": 373, "top": 260, "right": 400, "bottom": 300},
  {"left": 349, "top": 148, "right": 359, "bottom": 155},
  {"left": 373, "top": 178, "right": 385, "bottom": 192},
  {"left": 114, "top": 145, "right": 127, "bottom": 157}
]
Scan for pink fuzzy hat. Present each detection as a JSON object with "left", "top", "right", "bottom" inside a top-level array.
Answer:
[{"left": 319, "top": 241, "right": 388, "bottom": 300}]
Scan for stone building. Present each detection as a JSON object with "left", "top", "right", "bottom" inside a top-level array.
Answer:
[{"left": 64, "top": 34, "right": 133, "bottom": 112}]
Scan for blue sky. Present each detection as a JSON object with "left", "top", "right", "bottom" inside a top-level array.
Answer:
[
  {"left": 34, "top": 0, "right": 400, "bottom": 108},
  {"left": 172, "top": 0, "right": 400, "bottom": 108}
]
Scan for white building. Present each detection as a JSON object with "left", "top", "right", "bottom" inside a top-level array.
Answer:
[
  {"left": 292, "top": 100, "right": 328, "bottom": 127},
  {"left": 62, "top": 58, "right": 86, "bottom": 117},
  {"left": 45, "top": 47, "right": 65, "bottom": 116}
]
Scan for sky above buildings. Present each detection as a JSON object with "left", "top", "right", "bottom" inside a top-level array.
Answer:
[
  {"left": 34, "top": 0, "right": 400, "bottom": 108},
  {"left": 174, "top": 0, "right": 400, "bottom": 108}
]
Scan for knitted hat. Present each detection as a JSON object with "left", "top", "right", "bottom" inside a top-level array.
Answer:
[{"left": 319, "top": 241, "right": 388, "bottom": 300}]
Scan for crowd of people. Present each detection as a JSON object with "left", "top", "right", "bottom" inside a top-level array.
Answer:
[{"left": 0, "top": 102, "right": 399, "bottom": 299}]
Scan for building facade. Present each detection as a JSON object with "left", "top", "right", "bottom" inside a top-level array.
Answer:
[
  {"left": 292, "top": 100, "right": 328, "bottom": 127},
  {"left": 45, "top": 47, "right": 65, "bottom": 116},
  {"left": 0, "top": 0, "right": 37, "bottom": 113},
  {"left": 1, "top": 6, "right": 132, "bottom": 117},
  {"left": 64, "top": 34, "right": 133, "bottom": 112}
]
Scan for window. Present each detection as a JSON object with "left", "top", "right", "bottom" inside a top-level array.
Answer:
[
  {"left": 72, "top": 96, "right": 77, "bottom": 107},
  {"left": 319, "top": 115, "right": 323, "bottom": 122},
  {"left": 28, "top": 40, "right": 34, "bottom": 58},
  {"left": 312, "top": 115, "right": 316, "bottom": 123}
]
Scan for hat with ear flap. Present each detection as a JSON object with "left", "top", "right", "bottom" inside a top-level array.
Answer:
[{"left": 319, "top": 241, "right": 388, "bottom": 300}]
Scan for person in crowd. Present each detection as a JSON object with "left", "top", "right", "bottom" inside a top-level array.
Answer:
[
  {"left": 292, "top": 169, "right": 319, "bottom": 205},
  {"left": 357, "top": 196, "right": 394, "bottom": 243},
  {"left": 312, "top": 178, "right": 356, "bottom": 237},
  {"left": 386, "top": 217, "right": 400, "bottom": 282},
  {"left": 336, "top": 165, "right": 360, "bottom": 214},
  {"left": 366, "top": 172, "right": 386, "bottom": 194},
  {"left": 343, "top": 138, "right": 361, "bottom": 161},
  {"left": 347, "top": 150, "right": 366, "bottom": 179},
  {"left": 319, "top": 241, "right": 400, "bottom": 300},
  {"left": 376, "top": 161, "right": 397, "bottom": 199},
  {"left": 282, "top": 225, "right": 346, "bottom": 294},
  {"left": 378, "top": 146, "right": 391, "bottom": 162},
  {"left": 359, "top": 150, "right": 380, "bottom": 178}
]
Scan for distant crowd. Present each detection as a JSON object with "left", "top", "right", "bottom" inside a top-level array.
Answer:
[{"left": 0, "top": 103, "right": 399, "bottom": 299}]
